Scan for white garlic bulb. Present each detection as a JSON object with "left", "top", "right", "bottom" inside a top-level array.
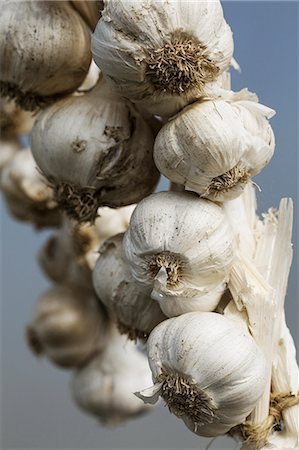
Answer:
[
  {"left": 27, "top": 285, "right": 108, "bottom": 369},
  {"left": 137, "top": 312, "right": 268, "bottom": 437},
  {"left": 0, "top": 148, "right": 61, "bottom": 228},
  {"left": 123, "top": 191, "right": 235, "bottom": 317},
  {"left": 92, "top": 0, "right": 234, "bottom": 116},
  {"left": 154, "top": 98, "right": 275, "bottom": 202},
  {"left": 31, "top": 79, "right": 159, "bottom": 223},
  {"left": 38, "top": 216, "right": 98, "bottom": 288},
  {"left": 0, "top": 1, "right": 91, "bottom": 111},
  {"left": 95, "top": 204, "right": 136, "bottom": 246},
  {"left": 93, "top": 234, "right": 166, "bottom": 340},
  {"left": 71, "top": 326, "right": 153, "bottom": 424}
]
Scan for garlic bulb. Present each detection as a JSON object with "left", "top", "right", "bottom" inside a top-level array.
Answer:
[
  {"left": 93, "top": 234, "right": 166, "bottom": 340},
  {"left": 38, "top": 216, "right": 98, "bottom": 288},
  {"left": 137, "top": 312, "right": 268, "bottom": 437},
  {"left": 0, "top": 97, "right": 34, "bottom": 139},
  {"left": 123, "top": 191, "right": 235, "bottom": 317},
  {"left": 27, "top": 285, "right": 108, "bottom": 369},
  {"left": 0, "top": 148, "right": 61, "bottom": 228},
  {"left": 71, "top": 326, "right": 153, "bottom": 424},
  {"left": 95, "top": 204, "right": 136, "bottom": 247},
  {"left": 70, "top": 0, "right": 103, "bottom": 31},
  {"left": 0, "top": 1, "right": 91, "bottom": 111},
  {"left": 31, "top": 79, "right": 159, "bottom": 223},
  {"left": 92, "top": 0, "right": 233, "bottom": 116},
  {"left": 154, "top": 98, "right": 275, "bottom": 202}
]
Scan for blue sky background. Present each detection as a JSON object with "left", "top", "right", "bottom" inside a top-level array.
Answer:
[{"left": 1, "top": 2, "right": 298, "bottom": 449}]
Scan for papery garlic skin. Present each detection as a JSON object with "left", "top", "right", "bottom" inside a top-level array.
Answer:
[
  {"left": 0, "top": 148, "right": 61, "bottom": 228},
  {"left": 95, "top": 204, "right": 136, "bottom": 246},
  {"left": 123, "top": 191, "right": 234, "bottom": 316},
  {"left": 0, "top": 97, "right": 34, "bottom": 139},
  {"left": 31, "top": 80, "right": 159, "bottom": 223},
  {"left": 93, "top": 234, "right": 166, "bottom": 340},
  {"left": 92, "top": 0, "right": 233, "bottom": 116},
  {"left": 154, "top": 98, "right": 275, "bottom": 201},
  {"left": 0, "top": 1, "right": 91, "bottom": 111},
  {"left": 71, "top": 327, "right": 153, "bottom": 424},
  {"left": 27, "top": 285, "right": 108, "bottom": 369},
  {"left": 142, "top": 312, "right": 267, "bottom": 437},
  {"left": 38, "top": 216, "right": 98, "bottom": 288}
]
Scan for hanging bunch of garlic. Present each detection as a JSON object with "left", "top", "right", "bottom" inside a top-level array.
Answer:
[
  {"left": 0, "top": 1, "right": 91, "bottom": 110},
  {"left": 31, "top": 78, "right": 159, "bottom": 223},
  {"left": 0, "top": 0, "right": 297, "bottom": 446},
  {"left": 92, "top": 0, "right": 234, "bottom": 116}
]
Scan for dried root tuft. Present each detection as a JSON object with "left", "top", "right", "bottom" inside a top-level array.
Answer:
[
  {"left": 0, "top": 81, "right": 65, "bottom": 112},
  {"left": 117, "top": 321, "right": 148, "bottom": 342},
  {"left": 204, "top": 164, "right": 250, "bottom": 198},
  {"left": 146, "top": 31, "right": 219, "bottom": 95},
  {"left": 156, "top": 370, "right": 217, "bottom": 428},
  {"left": 54, "top": 182, "right": 99, "bottom": 223},
  {"left": 149, "top": 251, "right": 182, "bottom": 288}
]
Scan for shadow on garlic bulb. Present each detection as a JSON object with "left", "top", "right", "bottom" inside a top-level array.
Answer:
[
  {"left": 92, "top": 234, "right": 166, "bottom": 341},
  {"left": 0, "top": 148, "right": 61, "bottom": 228},
  {"left": 123, "top": 191, "right": 235, "bottom": 317},
  {"left": 154, "top": 97, "right": 275, "bottom": 202},
  {"left": 137, "top": 312, "right": 268, "bottom": 437},
  {"left": 0, "top": 1, "right": 91, "bottom": 111},
  {"left": 71, "top": 326, "right": 153, "bottom": 425},
  {"left": 31, "top": 79, "right": 159, "bottom": 223},
  {"left": 38, "top": 216, "right": 98, "bottom": 288},
  {"left": 26, "top": 285, "right": 109, "bottom": 369},
  {"left": 92, "top": 0, "right": 233, "bottom": 117},
  {"left": 70, "top": 0, "right": 103, "bottom": 31}
]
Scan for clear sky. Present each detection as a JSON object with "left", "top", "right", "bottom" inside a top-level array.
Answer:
[{"left": 1, "top": 2, "right": 298, "bottom": 449}]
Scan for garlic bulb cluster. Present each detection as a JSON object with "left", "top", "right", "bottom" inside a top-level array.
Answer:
[
  {"left": 0, "top": 1, "right": 91, "bottom": 111},
  {"left": 137, "top": 312, "right": 267, "bottom": 437},
  {"left": 93, "top": 234, "right": 166, "bottom": 340},
  {"left": 0, "top": 148, "right": 61, "bottom": 228},
  {"left": 31, "top": 79, "right": 159, "bottom": 223},
  {"left": 92, "top": 0, "right": 234, "bottom": 116},
  {"left": 123, "top": 191, "right": 235, "bottom": 317},
  {"left": 27, "top": 285, "right": 108, "bottom": 369},
  {"left": 154, "top": 98, "right": 275, "bottom": 202},
  {"left": 71, "top": 327, "right": 153, "bottom": 424}
]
